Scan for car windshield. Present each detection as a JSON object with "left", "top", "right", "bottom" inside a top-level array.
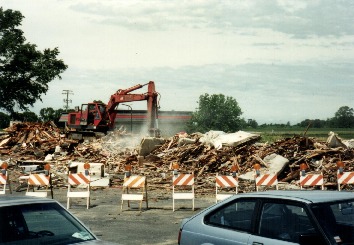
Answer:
[
  {"left": 311, "top": 199, "right": 354, "bottom": 245},
  {"left": 0, "top": 202, "right": 96, "bottom": 244}
]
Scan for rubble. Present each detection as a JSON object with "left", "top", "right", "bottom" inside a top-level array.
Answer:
[{"left": 1, "top": 122, "right": 354, "bottom": 194}]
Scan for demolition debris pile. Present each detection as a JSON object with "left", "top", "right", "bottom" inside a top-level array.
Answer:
[
  {"left": 1, "top": 122, "right": 354, "bottom": 193},
  {"left": 143, "top": 130, "right": 354, "bottom": 192}
]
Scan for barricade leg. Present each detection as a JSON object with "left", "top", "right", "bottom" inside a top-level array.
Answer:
[
  {"left": 8, "top": 180, "right": 12, "bottom": 194},
  {"left": 192, "top": 185, "right": 195, "bottom": 211},
  {"left": 139, "top": 199, "right": 143, "bottom": 211},
  {"left": 67, "top": 185, "right": 71, "bottom": 209},
  {"left": 120, "top": 187, "right": 126, "bottom": 210},
  {"left": 86, "top": 196, "right": 90, "bottom": 209},
  {"left": 120, "top": 187, "right": 127, "bottom": 210},
  {"left": 172, "top": 185, "right": 175, "bottom": 212},
  {"left": 145, "top": 185, "right": 149, "bottom": 209}
]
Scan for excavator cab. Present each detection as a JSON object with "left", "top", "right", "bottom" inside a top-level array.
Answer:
[
  {"left": 83, "top": 103, "right": 109, "bottom": 131},
  {"left": 66, "top": 102, "right": 110, "bottom": 139}
]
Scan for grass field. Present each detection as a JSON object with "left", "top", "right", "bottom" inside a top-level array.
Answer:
[
  {"left": 1, "top": 126, "right": 353, "bottom": 144},
  {"left": 245, "top": 127, "right": 354, "bottom": 143}
]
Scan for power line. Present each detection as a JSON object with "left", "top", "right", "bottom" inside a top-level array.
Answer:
[{"left": 62, "top": 90, "right": 73, "bottom": 112}]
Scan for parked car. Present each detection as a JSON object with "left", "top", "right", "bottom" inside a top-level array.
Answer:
[
  {"left": 178, "top": 190, "right": 354, "bottom": 245},
  {"left": 0, "top": 196, "right": 119, "bottom": 244}
]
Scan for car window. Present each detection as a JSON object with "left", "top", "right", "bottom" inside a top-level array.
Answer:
[
  {"left": 205, "top": 199, "right": 256, "bottom": 232},
  {"left": 312, "top": 200, "right": 354, "bottom": 244},
  {"left": 259, "top": 202, "right": 317, "bottom": 243},
  {"left": 330, "top": 201, "right": 354, "bottom": 224},
  {"left": 0, "top": 202, "right": 95, "bottom": 244}
]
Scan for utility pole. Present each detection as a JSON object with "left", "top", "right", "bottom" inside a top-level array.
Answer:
[{"left": 62, "top": 90, "right": 73, "bottom": 112}]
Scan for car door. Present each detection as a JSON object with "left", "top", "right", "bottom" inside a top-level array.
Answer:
[
  {"left": 198, "top": 198, "right": 257, "bottom": 245},
  {"left": 248, "top": 202, "right": 323, "bottom": 245}
]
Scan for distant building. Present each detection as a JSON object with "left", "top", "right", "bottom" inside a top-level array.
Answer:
[{"left": 116, "top": 110, "right": 192, "bottom": 136}]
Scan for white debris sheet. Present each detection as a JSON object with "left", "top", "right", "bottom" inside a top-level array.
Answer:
[{"left": 199, "top": 130, "right": 260, "bottom": 149}]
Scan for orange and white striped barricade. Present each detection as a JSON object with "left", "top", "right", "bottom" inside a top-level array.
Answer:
[
  {"left": 68, "top": 161, "right": 110, "bottom": 187},
  {"left": 300, "top": 173, "right": 324, "bottom": 190},
  {"left": 215, "top": 175, "right": 238, "bottom": 203},
  {"left": 121, "top": 175, "right": 148, "bottom": 211},
  {"left": 172, "top": 174, "right": 194, "bottom": 211},
  {"left": 0, "top": 171, "right": 12, "bottom": 194},
  {"left": 337, "top": 171, "right": 354, "bottom": 191},
  {"left": 255, "top": 173, "right": 278, "bottom": 192},
  {"left": 25, "top": 174, "right": 52, "bottom": 198},
  {"left": 67, "top": 173, "right": 91, "bottom": 209}
]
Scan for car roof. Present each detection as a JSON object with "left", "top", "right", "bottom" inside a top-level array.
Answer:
[
  {"left": 235, "top": 190, "right": 354, "bottom": 204},
  {"left": 0, "top": 196, "right": 57, "bottom": 207}
]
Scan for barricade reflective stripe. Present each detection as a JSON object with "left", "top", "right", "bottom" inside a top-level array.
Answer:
[
  {"left": 123, "top": 176, "right": 146, "bottom": 188},
  {"left": 256, "top": 174, "right": 278, "bottom": 186},
  {"left": 338, "top": 172, "right": 354, "bottom": 184},
  {"left": 68, "top": 173, "right": 90, "bottom": 185},
  {"left": 216, "top": 176, "right": 238, "bottom": 187},
  {"left": 216, "top": 175, "right": 238, "bottom": 202},
  {"left": 300, "top": 174, "right": 323, "bottom": 186},
  {"left": 173, "top": 174, "right": 194, "bottom": 186},
  {"left": 0, "top": 174, "right": 6, "bottom": 185},
  {"left": 28, "top": 174, "right": 49, "bottom": 186}
]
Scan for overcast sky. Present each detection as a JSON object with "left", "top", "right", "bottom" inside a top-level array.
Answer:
[{"left": 1, "top": 0, "right": 354, "bottom": 124}]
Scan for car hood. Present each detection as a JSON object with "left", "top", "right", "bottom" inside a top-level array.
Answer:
[{"left": 76, "top": 240, "right": 121, "bottom": 245}]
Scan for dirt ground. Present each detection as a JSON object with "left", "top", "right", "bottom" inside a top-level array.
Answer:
[{"left": 10, "top": 187, "right": 215, "bottom": 245}]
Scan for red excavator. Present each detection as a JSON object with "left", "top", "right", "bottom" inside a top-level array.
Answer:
[{"left": 64, "top": 81, "right": 159, "bottom": 139}]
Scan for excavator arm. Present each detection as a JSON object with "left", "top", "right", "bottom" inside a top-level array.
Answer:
[{"left": 105, "top": 81, "right": 159, "bottom": 135}]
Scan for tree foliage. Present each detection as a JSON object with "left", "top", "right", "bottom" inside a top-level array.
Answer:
[
  {"left": 247, "top": 119, "right": 258, "bottom": 129},
  {"left": 297, "top": 118, "right": 327, "bottom": 128},
  {"left": 297, "top": 106, "right": 354, "bottom": 128},
  {"left": 0, "top": 8, "right": 68, "bottom": 115},
  {"left": 11, "top": 111, "right": 39, "bottom": 122},
  {"left": 40, "top": 107, "right": 64, "bottom": 123},
  {"left": 0, "top": 112, "right": 10, "bottom": 128},
  {"left": 332, "top": 106, "right": 354, "bottom": 128},
  {"left": 187, "top": 93, "right": 244, "bottom": 133}
]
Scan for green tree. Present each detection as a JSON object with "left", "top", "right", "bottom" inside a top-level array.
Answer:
[
  {"left": 12, "top": 111, "right": 39, "bottom": 122},
  {"left": 39, "top": 107, "right": 55, "bottom": 122},
  {"left": 0, "top": 8, "right": 67, "bottom": 116},
  {"left": 332, "top": 106, "right": 354, "bottom": 128},
  {"left": 0, "top": 112, "right": 10, "bottom": 128},
  {"left": 247, "top": 119, "right": 258, "bottom": 128},
  {"left": 40, "top": 107, "right": 64, "bottom": 123},
  {"left": 297, "top": 119, "right": 326, "bottom": 128},
  {"left": 312, "top": 119, "right": 325, "bottom": 128},
  {"left": 53, "top": 108, "right": 65, "bottom": 124},
  {"left": 187, "top": 93, "right": 244, "bottom": 133}
]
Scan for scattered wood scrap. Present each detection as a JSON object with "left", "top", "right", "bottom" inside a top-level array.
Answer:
[{"left": 1, "top": 122, "right": 353, "bottom": 194}]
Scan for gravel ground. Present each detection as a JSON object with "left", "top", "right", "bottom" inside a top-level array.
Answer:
[{"left": 10, "top": 187, "right": 215, "bottom": 245}]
